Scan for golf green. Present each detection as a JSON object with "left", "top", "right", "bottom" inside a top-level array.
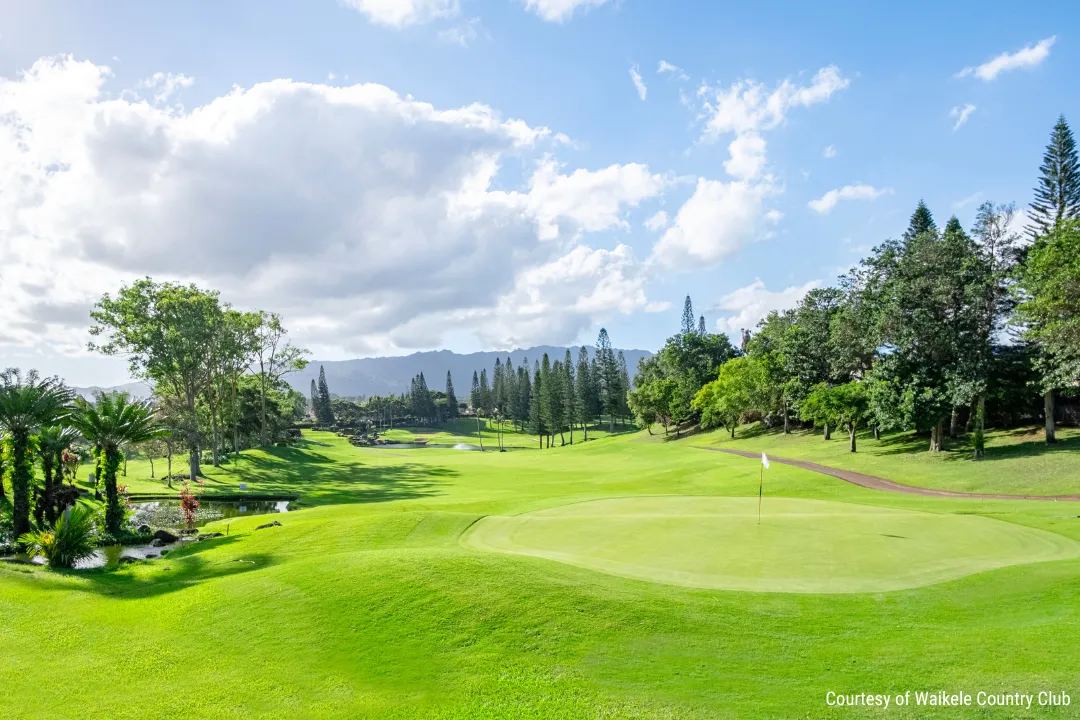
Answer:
[{"left": 461, "top": 496, "right": 1080, "bottom": 593}]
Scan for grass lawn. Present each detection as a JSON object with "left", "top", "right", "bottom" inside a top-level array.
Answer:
[
  {"left": 699, "top": 423, "right": 1080, "bottom": 496},
  {"left": 379, "top": 417, "right": 637, "bottom": 448},
  {"left": 3, "top": 430, "right": 1080, "bottom": 718}
]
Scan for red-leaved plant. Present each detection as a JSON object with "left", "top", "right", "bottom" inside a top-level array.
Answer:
[{"left": 178, "top": 481, "right": 201, "bottom": 528}]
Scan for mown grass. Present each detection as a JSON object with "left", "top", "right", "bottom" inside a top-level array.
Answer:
[
  {"left": 379, "top": 417, "right": 637, "bottom": 448},
  {"left": 2, "top": 430, "right": 1079, "bottom": 718},
  {"left": 699, "top": 422, "right": 1080, "bottom": 496}
]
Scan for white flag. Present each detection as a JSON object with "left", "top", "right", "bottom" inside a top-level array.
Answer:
[{"left": 761, "top": 452, "right": 770, "bottom": 469}]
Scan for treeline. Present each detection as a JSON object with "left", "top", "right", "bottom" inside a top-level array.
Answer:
[
  {"left": 632, "top": 115, "right": 1080, "bottom": 457},
  {"left": 306, "top": 329, "right": 635, "bottom": 448}
]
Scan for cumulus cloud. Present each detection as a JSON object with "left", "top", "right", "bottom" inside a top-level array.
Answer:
[
  {"left": 520, "top": 0, "right": 611, "bottom": 23},
  {"left": 341, "top": 0, "right": 459, "bottom": 27},
  {"left": 643, "top": 210, "right": 668, "bottom": 231},
  {"left": 629, "top": 65, "right": 647, "bottom": 101},
  {"left": 138, "top": 71, "right": 194, "bottom": 104},
  {"left": 650, "top": 178, "right": 776, "bottom": 269},
  {"left": 713, "top": 279, "right": 821, "bottom": 332},
  {"left": 956, "top": 36, "right": 1055, "bottom": 81},
  {"left": 438, "top": 18, "right": 484, "bottom": 46},
  {"left": 808, "top": 184, "right": 893, "bottom": 214},
  {"left": 949, "top": 103, "right": 976, "bottom": 131},
  {"left": 724, "top": 132, "right": 767, "bottom": 180},
  {"left": 0, "top": 55, "right": 665, "bottom": 364}
]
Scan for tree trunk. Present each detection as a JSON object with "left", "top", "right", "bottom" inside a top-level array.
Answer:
[
  {"left": 1044, "top": 390, "right": 1057, "bottom": 444},
  {"left": 823, "top": 423, "right": 831, "bottom": 441},
  {"left": 873, "top": 425, "right": 880, "bottom": 441},
  {"left": 849, "top": 424, "right": 857, "bottom": 453},
  {"left": 973, "top": 395, "right": 986, "bottom": 460},
  {"left": 929, "top": 421, "right": 945, "bottom": 452},
  {"left": 645, "top": 423, "right": 653, "bottom": 435},
  {"left": 783, "top": 402, "right": 790, "bottom": 434},
  {"left": 609, "top": 414, "right": 614, "bottom": 433},
  {"left": 583, "top": 421, "right": 588, "bottom": 442},
  {"left": 167, "top": 446, "right": 173, "bottom": 488},
  {"left": 949, "top": 406, "right": 959, "bottom": 439},
  {"left": 259, "top": 372, "right": 268, "bottom": 446},
  {"left": 189, "top": 450, "right": 199, "bottom": 483},
  {"left": 729, "top": 426, "right": 735, "bottom": 439},
  {"left": 42, "top": 456, "right": 56, "bottom": 525},
  {"left": 10, "top": 431, "right": 32, "bottom": 539},
  {"left": 149, "top": 456, "right": 155, "bottom": 478}
]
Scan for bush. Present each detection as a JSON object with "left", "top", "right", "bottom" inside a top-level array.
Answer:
[{"left": 19, "top": 504, "right": 98, "bottom": 569}]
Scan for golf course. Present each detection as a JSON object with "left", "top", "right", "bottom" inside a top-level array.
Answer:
[{"left": 3, "top": 426, "right": 1079, "bottom": 719}]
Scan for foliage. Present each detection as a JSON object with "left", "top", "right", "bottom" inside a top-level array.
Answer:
[
  {"left": 18, "top": 503, "right": 98, "bottom": 569},
  {"left": 799, "top": 382, "right": 869, "bottom": 451},
  {"left": 692, "top": 357, "right": 765, "bottom": 437},
  {"left": 178, "top": 480, "right": 201, "bottom": 528},
  {"left": 1028, "top": 115, "right": 1080, "bottom": 238}
]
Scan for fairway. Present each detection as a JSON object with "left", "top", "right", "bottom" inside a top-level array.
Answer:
[{"left": 462, "top": 496, "right": 1080, "bottom": 593}]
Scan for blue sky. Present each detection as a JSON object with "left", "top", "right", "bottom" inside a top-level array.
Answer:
[{"left": 1, "top": 0, "right": 1076, "bottom": 386}]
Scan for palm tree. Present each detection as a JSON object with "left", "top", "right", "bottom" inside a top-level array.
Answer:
[
  {"left": 69, "top": 392, "right": 162, "bottom": 534},
  {"left": 0, "top": 369, "right": 73, "bottom": 538},
  {"left": 36, "top": 425, "right": 78, "bottom": 525}
]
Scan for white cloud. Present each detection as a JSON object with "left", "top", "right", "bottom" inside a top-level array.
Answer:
[
  {"left": 643, "top": 210, "right": 668, "bottom": 231},
  {"left": 724, "top": 132, "right": 767, "bottom": 180},
  {"left": 629, "top": 65, "right": 647, "bottom": 101},
  {"left": 657, "top": 60, "right": 689, "bottom": 81},
  {"left": 438, "top": 18, "right": 483, "bottom": 46},
  {"left": 952, "top": 191, "right": 983, "bottom": 210},
  {"left": 714, "top": 279, "right": 821, "bottom": 332},
  {"left": 956, "top": 36, "right": 1055, "bottom": 81},
  {"left": 650, "top": 178, "right": 775, "bottom": 269},
  {"left": 644, "top": 300, "right": 671, "bottom": 313},
  {"left": 808, "top": 184, "right": 893, "bottom": 214},
  {"left": 138, "top": 71, "right": 193, "bottom": 104},
  {"left": 341, "top": 0, "right": 459, "bottom": 27},
  {"left": 0, "top": 55, "right": 665, "bottom": 368},
  {"left": 949, "top": 103, "right": 976, "bottom": 131},
  {"left": 521, "top": 0, "right": 611, "bottom": 23},
  {"left": 822, "top": 144, "right": 836, "bottom": 159}
]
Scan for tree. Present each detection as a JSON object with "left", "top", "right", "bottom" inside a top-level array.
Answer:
[
  {"left": 445, "top": 372, "right": 459, "bottom": 418},
  {"left": 562, "top": 350, "right": 577, "bottom": 444},
  {"left": 310, "top": 379, "right": 318, "bottom": 417},
  {"left": 1028, "top": 115, "right": 1080, "bottom": 239},
  {"left": 528, "top": 360, "right": 545, "bottom": 447},
  {"left": 253, "top": 312, "right": 308, "bottom": 446},
  {"left": 90, "top": 279, "right": 224, "bottom": 481},
  {"left": 69, "top": 392, "right": 162, "bottom": 534},
  {"left": 316, "top": 366, "right": 335, "bottom": 425},
  {"left": 628, "top": 356, "right": 676, "bottom": 435},
  {"left": 479, "top": 369, "right": 491, "bottom": 416},
  {"left": 657, "top": 329, "right": 739, "bottom": 428},
  {"left": 0, "top": 370, "right": 73, "bottom": 538},
  {"left": 680, "top": 295, "right": 696, "bottom": 335},
  {"left": 697, "top": 315, "right": 707, "bottom": 335},
  {"left": 595, "top": 328, "right": 621, "bottom": 432},
  {"left": 1015, "top": 221, "right": 1080, "bottom": 445},
  {"left": 515, "top": 363, "right": 532, "bottom": 431},
  {"left": 35, "top": 425, "right": 78, "bottom": 525},
  {"left": 574, "top": 348, "right": 593, "bottom": 441},
  {"left": 470, "top": 371, "right": 481, "bottom": 414},
  {"left": 617, "top": 351, "right": 632, "bottom": 424},
  {"left": 800, "top": 382, "right": 869, "bottom": 452},
  {"left": 904, "top": 199, "right": 937, "bottom": 241},
  {"left": 691, "top": 357, "right": 764, "bottom": 438}
]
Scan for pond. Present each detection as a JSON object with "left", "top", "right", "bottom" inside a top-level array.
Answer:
[
  {"left": 378, "top": 442, "right": 484, "bottom": 450},
  {"left": 6, "top": 499, "right": 291, "bottom": 570}
]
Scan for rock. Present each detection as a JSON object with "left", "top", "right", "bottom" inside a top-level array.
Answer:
[
  {"left": 118, "top": 556, "right": 139, "bottom": 564},
  {"left": 144, "top": 553, "right": 159, "bottom": 559},
  {"left": 150, "top": 538, "right": 166, "bottom": 547},
  {"left": 255, "top": 520, "right": 282, "bottom": 530},
  {"left": 180, "top": 528, "right": 198, "bottom": 536},
  {"left": 197, "top": 532, "right": 224, "bottom": 541},
  {"left": 137, "top": 524, "right": 152, "bottom": 534},
  {"left": 152, "top": 529, "right": 179, "bottom": 543},
  {"left": 161, "top": 549, "right": 169, "bottom": 555}
]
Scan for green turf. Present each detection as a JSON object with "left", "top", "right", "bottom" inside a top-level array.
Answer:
[
  {"left": 462, "top": 495, "right": 1080, "bottom": 593},
  {"left": 4, "top": 430, "right": 1080, "bottom": 718},
  {"left": 700, "top": 423, "right": 1080, "bottom": 496},
  {"left": 379, "top": 417, "right": 636, "bottom": 448}
]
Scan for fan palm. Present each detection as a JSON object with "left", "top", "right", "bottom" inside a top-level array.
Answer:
[
  {"left": 36, "top": 425, "right": 79, "bottom": 524},
  {"left": 0, "top": 369, "right": 73, "bottom": 538},
  {"left": 69, "top": 392, "right": 162, "bottom": 533}
]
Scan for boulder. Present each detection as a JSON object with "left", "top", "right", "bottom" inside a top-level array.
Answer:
[
  {"left": 255, "top": 520, "right": 283, "bottom": 530},
  {"left": 152, "top": 529, "right": 179, "bottom": 543},
  {"left": 180, "top": 528, "right": 198, "bottom": 536},
  {"left": 197, "top": 532, "right": 224, "bottom": 541},
  {"left": 118, "top": 556, "right": 139, "bottom": 564},
  {"left": 150, "top": 538, "right": 166, "bottom": 547},
  {"left": 144, "top": 553, "right": 159, "bottom": 559},
  {"left": 137, "top": 524, "right": 152, "bottom": 534}
]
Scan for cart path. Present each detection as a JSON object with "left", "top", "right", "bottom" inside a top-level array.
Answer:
[{"left": 697, "top": 447, "right": 1080, "bottom": 501}]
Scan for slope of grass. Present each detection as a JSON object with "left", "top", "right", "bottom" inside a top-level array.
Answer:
[
  {"left": 700, "top": 423, "right": 1080, "bottom": 496},
  {"left": 379, "top": 417, "right": 636, "bottom": 448},
  {"left": 3, "top": 430, "right": 1080, "bottom": 718}
]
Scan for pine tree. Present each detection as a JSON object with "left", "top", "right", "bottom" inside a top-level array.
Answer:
[
  {"left": 479, "top": 369, "right": 491, "bottom": 415},
  {"left": 549, "top": 359, "right": 566, "bottom": 445},
  {"left": 492, "top": 358, "right": 505, "bottom": 416},
  {"left": 904, "top": 200, "right": 937, "bottom": 241},
  {"left": 617, "top": 351, "right": 632, "bottom": 425},
  {"left": 529, "top": 360, "right": 544, "bottom": 447},
  {"left": 563, "top": 349, "right": 577, "bottom": 444},
  {"left": 316, "top": 365, "right": 334, "bottom": 425},
  {"left": 470, "top": 371, "right": 481, "bottom": 413},
  {"left": 1029, "top": 115, "right": 1080, "bottom": 238},
  {"left": 504, "top": 358, "right": 516, "bottom": 423},
  {"left": 697, "top": 315, "right": 707, "bottom": 335},
  {"left": 596, "top": 328, "right": 620, "bottom": 431},
  {"left": 445, "top": 371, "right": 459, "bottom": 418},
  {"left": 575, "top": 347, "right": 593, "bottom": 441},
  {"left": 680, "top": 295, "right": 696, "bottom": 335},
  {"left": 309, "top": 379, "right": 318, "bottom": 416}
]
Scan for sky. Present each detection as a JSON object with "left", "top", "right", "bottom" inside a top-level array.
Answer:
[{"left": 0, "top": 0, "right": 1076, "bottom": 387}]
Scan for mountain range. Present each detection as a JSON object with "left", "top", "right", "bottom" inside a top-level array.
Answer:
[{"left": 287, "top": 346, "right": 653, "bottom": 399}]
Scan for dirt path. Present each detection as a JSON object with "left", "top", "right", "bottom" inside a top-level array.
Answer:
[{"left": 698, "top": 447, "right": 1080, "bottom": 502}]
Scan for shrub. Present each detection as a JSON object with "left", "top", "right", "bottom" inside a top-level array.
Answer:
[{"left": 19, "top": 504, "right": 98, "bottom": 569}]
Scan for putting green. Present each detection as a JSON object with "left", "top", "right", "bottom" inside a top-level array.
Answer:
[{"left": 461, "top": 496, "right": 1080, "bottom": 593}]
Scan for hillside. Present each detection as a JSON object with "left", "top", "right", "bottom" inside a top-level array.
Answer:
[{"left": 287, "top": 345, "right": 652, "bottom": 398}]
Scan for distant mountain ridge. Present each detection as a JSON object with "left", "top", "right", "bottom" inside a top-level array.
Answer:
[
  {"left": 287, "top": 346, "right": 653, "bottom": 399},
  {"left": 72, "top": 381, "right": 154, "bottom": 401}
]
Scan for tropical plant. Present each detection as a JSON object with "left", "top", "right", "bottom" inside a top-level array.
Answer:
[
  {"left": 0, "top": 369, "right": 73, "bottom": 539},
  {"left": 69, "top": 392, "right": 162, "bottom": 534},
  {"left": 36, "top": 425, "right": 79, "bottom": 525},
  {"left": 19, "top": 503, "right": 98, "bottom": 569}
]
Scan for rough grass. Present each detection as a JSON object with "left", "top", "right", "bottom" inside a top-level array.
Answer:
[
  {"left": 2, "top": 430, "right": 1080, "bottom": 718},
  {"left": 699, "top": 423, "right": 1080, "bottom": 496}
]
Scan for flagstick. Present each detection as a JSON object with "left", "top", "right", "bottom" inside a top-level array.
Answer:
[{"left": 758, "top": 464, "right": 763, "bottom": 525}]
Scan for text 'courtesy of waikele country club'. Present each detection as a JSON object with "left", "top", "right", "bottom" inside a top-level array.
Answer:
[{"left": 825, "top": 690, "right": 1072, "bottom": 711}]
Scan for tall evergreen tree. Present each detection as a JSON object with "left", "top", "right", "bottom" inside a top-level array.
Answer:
[
  {"left": 617, "top": 351, "right": 632, "bottom": 424},
  {"left": 697, "top": 315, "right": 707, "bottom": 335},
  {"left": 445, "top": 371, "right": 459, "bottom": 418},
  {"left": 479, "top": 369, "right": 491, "bottom": 415},
  {"left": 309, "top": 379, "right": 318, "bottom": 416},
  {"left": 316, "top": 365, "right": 334, "bottom": 424},
  {"left": 1029, "top": 115, "right": 1080, "bottom": 238},
  {"left": 529, "top": 360, "right": 545, "bottom": 447},
  {"left": 904, "top": 199, "right": 937, "bottom": 241},
  {"left": 596, "top": 328, "right": 620, "bottom": 431},
  {"left": 563, "top": 349, "right": 577, "bottom": 444},
  {"left": 549, "top": 359, "right": 566, "bottom": 445},
  {"left": 575, "top": 347, "right": 593, "bottom": 441},
  {"left": 492, "top": 358, "right": 505, "bottom": 416},
  {"left": 470, "top": 371, "right": 481, "bottom": 413},
  {"left": 515, "top": 362, "right": 531, "bottom": 430},
  {"left": 680, "top": 295, "right": 696, "bottom": 335}
]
